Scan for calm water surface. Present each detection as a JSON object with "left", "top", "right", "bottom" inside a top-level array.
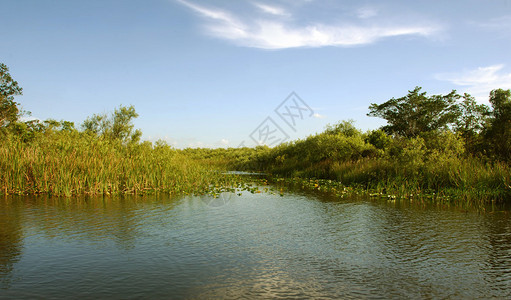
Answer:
[{"left": 1, "top": 190, "right": 510, "bottom": 299}]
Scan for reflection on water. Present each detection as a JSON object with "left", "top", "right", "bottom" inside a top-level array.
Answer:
[
  {"left": 0, "top": 199, "right": 23, "bottom": 289},
  {"left": 0, "top": 192, "right": 510, "bottom": 299}
]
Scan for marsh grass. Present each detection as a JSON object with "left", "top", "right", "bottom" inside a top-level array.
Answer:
[
  {"left": 262, "top": 157, "right": 511, "bottom": 203},
  {"left": 2, "top": 123, "right": 509, "bottom": 203},
  {"left": 1, "top": 132, "right": 241, "bottom": 197}
]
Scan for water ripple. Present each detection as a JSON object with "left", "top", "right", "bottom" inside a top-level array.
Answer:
[{"left": 0, "top": 194, "right": 510, "bottom": 299}]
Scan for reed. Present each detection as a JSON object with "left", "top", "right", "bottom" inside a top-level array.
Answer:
[
  {"left": 2, "top": 118, "right": 509, "bottom": 203},
  {"left": 0, "top": 131, "right": 239, "bottom": 197}
]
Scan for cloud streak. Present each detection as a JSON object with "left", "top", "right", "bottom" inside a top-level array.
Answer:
[
  {"left": 177, "top": 0, "right": 441, "bottom": 49},
  {"left": 435, "top": 65, "right": 511, "bottom": 102},
  {"left": 176, "top": 0, "right": 248, "bottom": 40},
  {"left": 253, "top": 2, "right": 290, "bottom": 17}
]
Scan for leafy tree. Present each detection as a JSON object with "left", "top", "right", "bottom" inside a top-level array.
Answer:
[
  {"left": 368, "top": 87, "right": 461, "bottom": 137},
  {"left": 82, "top": 113, "right": 108, "bottom": 135},
  {"left": 0, "top": 63, "right": 23, "bottom": 128},
  {"left": 324, "top": 119, "right": 360, "bottom": 137},
  {"left": 454, "top": 94, "right": 490, "bottom": 136},
  {"left": 111, "top": 105, "right": 141, "bottom": 143},
  {"left": 82, "top": 105, "right": 141, "bottom": 144},
  {"left": 365, "top": 129, "right": 391, "bottom": 150},
  {"left": 40, "top": 119, "right": 76, "bottom": 133},
  {"left": 485, "top": 88, "right": 511, "bottom": 161},
  {"left": 453, "top": 93, "right": 490, "bottom": 152}
]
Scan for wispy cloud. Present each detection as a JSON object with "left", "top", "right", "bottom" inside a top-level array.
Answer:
[
  {"left": 253, "top": 2, "right": 290, "bottom": 17},
  {"left": 435, "top": 65, "right": 511, "bottom": 102},
  {"left": 176, "top": 0, "right": 248, "bottom": 40},
  {"left": 177, "top": 0, "right": 441, "bottom": 49},
  {"left": 313, "top": 113, "right": 326, "bottom": 119}
]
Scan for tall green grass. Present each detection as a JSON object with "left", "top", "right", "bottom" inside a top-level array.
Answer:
[
  {"left": 0, "top": 131, "right": 235, "bottom": 197},
  {"left": 3, "top": 120, "right": 510, "bottom": 203},
  {"left": 322, "top": 157, "right": 511, "bottom": 202}
]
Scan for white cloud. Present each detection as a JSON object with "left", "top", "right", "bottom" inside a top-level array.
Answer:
[
  {"left": 176, "top": 0, "right": 248, "bottom": 40},
  {"left": 177, "top": 0, "right": 441, "bottom": 49},
  {"left": 313, "top": 113, "right": 326, "bottom": 119},
  {"left": 253, "top": 2, "right": 290, "bottom": 17},
  {"left": 220, "top": 138, "right": 229, "bottom": 145},
  {"left": 435, "top": 65, "right": 511, "bottom": 102}
]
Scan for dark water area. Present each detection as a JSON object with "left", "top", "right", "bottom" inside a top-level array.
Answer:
[{"left": 1, "top": 191, "right": 510, "bottom": 299}]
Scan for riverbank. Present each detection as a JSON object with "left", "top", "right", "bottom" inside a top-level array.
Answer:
[
  {"left": 178, "top": 124, "right": 511, "bottom": 203},
  {"left": 2, "top": 129, "right": 509, "bottom": 202},
  {"left": 2, "top": 105, "right": 509, "bottom": 202},
  {"left": 226, "top": 136, "right": 510, "bottom": 203}
]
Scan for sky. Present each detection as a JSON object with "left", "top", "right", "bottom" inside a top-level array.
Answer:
[{"left": 1, "top": 0, "right": 510, "bottom": 148}]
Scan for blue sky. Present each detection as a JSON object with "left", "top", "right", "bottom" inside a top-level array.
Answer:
[{"left": 2, "top": 0, "right": 510, "bottom": 148}]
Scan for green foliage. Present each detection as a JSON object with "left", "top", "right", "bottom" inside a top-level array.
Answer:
[
  {"left": 489, "top": 88, "right": 511, "bottom": 120},
  {"left": 454, "top": 93, "right": 490, "bottom": 137},
  {"left": 367, "top": 86, "right": 511, "bottom": 162},
  {"left": 0, "top": 63, "right": 23, "bottom": 128},
  {"left": 396, "top": 137, "right": 426, "bottom": 170},
  {"left": 225, "top": 119, "right": 509, "bottom": 202},
  {"left": 82, "top": 105, "right": 141, "bottom": 144},
  {"left": 485, "top": 89, "right": 511, "bottom": 161},
  {"left": 8, "top": 120, "right": 38, "bottom": 142},
  {"left": 453, "top": 94, "right": 490, "bottom": 153},
  {"left": 365, "top": 129, "right": 391, "bottom": 150},
  {"left": 368, "top": 87, "right": 461, "bottom": 137},
  {"left": 324, "top": 120, "right": 360, "bottom": 137},
  {"left": 0, "top": 130, "right": 240, "bottom": 196}
]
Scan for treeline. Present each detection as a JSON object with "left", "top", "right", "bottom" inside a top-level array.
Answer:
[
  {"left": 214, "top": 87, "right": 511, "bottom": 201},
  {"left": 124, "top": 86, "right": 511, "bottom": 202},
  {"left": 0, "top": 63, "right": 234, "bottom": 196}
]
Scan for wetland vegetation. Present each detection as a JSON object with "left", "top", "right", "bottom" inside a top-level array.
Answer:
[{"left": 1, "top": 63, "right": 510, "bottom": 203}]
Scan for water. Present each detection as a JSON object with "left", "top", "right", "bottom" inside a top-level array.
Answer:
[{"left": 1, "top": 191, "right": 510, "bottom": 299}]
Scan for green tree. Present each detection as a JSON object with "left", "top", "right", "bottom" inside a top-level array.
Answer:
[
  {"left": 365, "top": 129, "right": 391, "bottom": 150},
  {"left": 485, "top": 88, "right": 511, "bottom": 161},
  {"left": 0, "top": 63, "right": 23, "bottom": 128},
  {"left": 453, "top": 93, "right": 490, "bottom": 153},
  {"left": 82, "top": 105, "right": 142, "bottom": 144},
  {"left": 368, "top": 87, "right": 461, "bottom": 137},
  {"left": 455, "top": 94, "right": 490, "bottom": 136},
  {"left": 324, "top": 120, "right": 360, "bottom": 137}
]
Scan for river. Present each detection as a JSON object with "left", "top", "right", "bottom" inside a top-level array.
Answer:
[{"left": 1, "top": 189, "right": 510, "bottom": 299}]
